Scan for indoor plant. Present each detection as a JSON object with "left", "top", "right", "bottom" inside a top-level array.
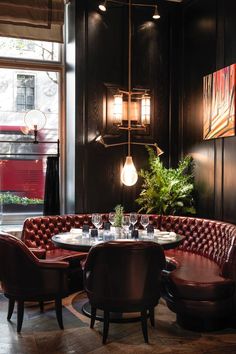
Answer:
[
  {"left": 136, "top": 148, "right": 196, "bottom": 215},
  {"left": 113, "top": 204, "right": 124, "bottom": 227}
]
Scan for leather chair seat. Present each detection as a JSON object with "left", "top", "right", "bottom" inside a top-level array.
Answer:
[{"left": 165, "top": 250, "right": 235, "bottom": 301}]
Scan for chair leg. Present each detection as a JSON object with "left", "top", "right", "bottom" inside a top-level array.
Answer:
[
  {"left": 7, "top": 298, "right": 15, "bottom": 321},
  {"left": 141, "top": 309, "right": 149, "bottom": 343},
  {"left": 102, "top": 311, "right": 110, "bottom": 345},
  {"left": 39, "top": 301, "right": 44, "bottom": 313},
  {"left": 17, "top": 300, "right": 24, "bottom": 333},
  {"left": 55, "top": 298, "right": 64, "bottom": 330},
  {"left": 90, "top": 306, "right": 96, "bottom": 328},
  {"left": 149, "top": 307, "right": 155, "bottom": 327}
]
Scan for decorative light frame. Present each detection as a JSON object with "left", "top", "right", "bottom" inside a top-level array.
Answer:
[{"left": 97, "top": 0, "right": 163, "bottom": 186}]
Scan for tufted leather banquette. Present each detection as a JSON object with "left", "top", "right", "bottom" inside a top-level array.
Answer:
[
  {"left": 159, "top": 215, "right": 236, "bottom": 330},
  {"left": 21, "top": 214, "right": 236, "bottom": 330}
]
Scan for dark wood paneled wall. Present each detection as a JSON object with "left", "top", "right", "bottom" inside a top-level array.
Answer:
[
  {"left": 181, "top": 0, "right": 236, "bottom": 223},
  {"left": 69, "top": 0, "right": 180, "bottom": 213}
]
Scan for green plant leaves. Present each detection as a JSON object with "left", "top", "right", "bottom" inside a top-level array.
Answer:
[
  {"left": 136, "top": 147, "right": 196, "bottom": 215},
  {"left": 0, "top": 192, "right": 43, "bottom": 205},
  {"left": 113, "top": 204, "right": 124, "bottom": 227}
]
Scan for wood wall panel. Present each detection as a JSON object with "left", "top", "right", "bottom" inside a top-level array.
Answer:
[
  {"left": 181, "top": 0, "right": 236, "bottom": 223},
  {"left": 181, "top": 0, "right": 216, "bottom": 219},
  {"left": 72, "top": 0, "right": 179, "bottom": 213}
]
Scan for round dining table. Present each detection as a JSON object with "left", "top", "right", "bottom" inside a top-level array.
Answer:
[{"left": 52, "top": 230, "right": 185, "bottom": 252}]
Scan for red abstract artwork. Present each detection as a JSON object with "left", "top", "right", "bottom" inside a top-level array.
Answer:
[{"left": 203, "top": 64, "right": 236, "bottom": 139}]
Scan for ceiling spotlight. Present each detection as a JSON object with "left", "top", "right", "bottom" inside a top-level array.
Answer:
[
  {"left": 153, "top": 6, "right": 160, "bottom": 20},
  {"left": 99, "top": 0, "right": 107, "bottom": 12}
]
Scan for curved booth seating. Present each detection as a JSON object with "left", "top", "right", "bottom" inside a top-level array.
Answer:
[
  {"left": 84, "top": 241, "right": 166, "bottom": 344},
  {"left": 21, "top": 214, "right": 236, "bottom": 331},
  {"left": 160, "top": 215, "right": 236, "bottom": 331},
  {"left": 0, "top": 232, "right": 69, "bottom": 332}
]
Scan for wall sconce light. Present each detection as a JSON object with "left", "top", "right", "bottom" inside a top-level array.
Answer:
[
  {"left": 152, "top": 5, "right": 160, "bottom": 20},
  {"left": 97, "top": 0, "right": 162, "bottom": 187},
  {"left": 99, "top": 0, "right": 107, "bottom": 12}
]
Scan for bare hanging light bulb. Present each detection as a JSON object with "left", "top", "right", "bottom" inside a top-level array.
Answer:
[
  {"left": 121, "top": 156, "right": 138, "bottom": 186},
  {"left": 99, "top": 0, "right": 107, "bottom": 12}
]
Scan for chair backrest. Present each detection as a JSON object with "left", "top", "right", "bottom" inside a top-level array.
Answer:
[
  {"left": 0, "top": 232, "right": 55, "bottom": 297},
  {"left": 84, "top": 241, "right": 166, "bottom": 310}
]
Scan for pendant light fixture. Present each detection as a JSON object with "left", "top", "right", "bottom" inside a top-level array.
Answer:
[{"left": 97, "top": 0, "right": 163, "bottom": 187}]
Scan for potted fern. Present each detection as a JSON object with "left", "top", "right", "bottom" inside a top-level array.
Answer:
[{"left": 136, "top": 148, "right": 196, "bottom": 215}]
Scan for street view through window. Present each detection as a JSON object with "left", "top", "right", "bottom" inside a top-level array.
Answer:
[{"left": 0, "top": 38, "right": 60, "bottom": 223}]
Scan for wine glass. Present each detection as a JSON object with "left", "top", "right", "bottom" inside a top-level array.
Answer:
[
  {"left": 122, "top": 215, "right": 130, "bottom": 238},
  {"left": 92, "top": 213, "right": 102, "bottom": 230},
  {"left": 140, "top": 215, "right": 149, "bottom": 236},
  {"left": 109, "top": 212, "right": 115, "bottom": 226},
  {"left": 129, "top": 212, "right": 137, "bottom": 230}
]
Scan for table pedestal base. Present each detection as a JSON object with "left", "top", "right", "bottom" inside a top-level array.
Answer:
[{"left": 82, "top": 302, "right": 142, "bottom": 323}]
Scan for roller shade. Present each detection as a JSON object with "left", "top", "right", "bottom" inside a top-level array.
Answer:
[{"left": 0, "top": 0, "right": 65, "bottom": 43}]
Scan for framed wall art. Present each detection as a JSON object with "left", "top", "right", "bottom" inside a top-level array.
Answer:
[{"left": 203, "top": 64, "right": 235, "bottom": 139}]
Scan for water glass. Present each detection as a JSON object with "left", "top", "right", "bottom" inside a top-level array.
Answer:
[
  {"left": 92, "top": 213, "right": 102, "bottom": 230},
  {"left": 129, "top": 212, "right": 137, "bottom": 230},
  {"left": 109, "top": 212, "right": 115, "bottom": 226},
  {"left": 122, "top": 215, "right": 131, "bottom": 238},
  {"left": 140, "top": 215, "right": 149, "bottom": 233}
]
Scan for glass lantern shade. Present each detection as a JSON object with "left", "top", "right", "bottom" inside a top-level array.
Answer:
[
  {"left": 113, "top": 94, "right": 123, "bottom": 125},
  {"left": 141, "top": 94, "right": 151, "bottom": 125}
]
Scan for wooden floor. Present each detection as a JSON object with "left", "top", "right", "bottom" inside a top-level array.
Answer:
[{"left": 0, "top": 291, "right": 236, "bottom": 354}]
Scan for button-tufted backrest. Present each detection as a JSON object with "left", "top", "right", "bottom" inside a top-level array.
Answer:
[
  {"left": 160, "top": 215, "right": 236, "bottom": 270},
  {"left": 21, "top": 214, "right": 107, "bottom": 250},
  {"left": 21, "top": 213, "right": 236, "bottom": 276}
]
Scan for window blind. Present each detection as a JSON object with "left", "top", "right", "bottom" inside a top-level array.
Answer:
[{"left": 0, "top": 0, "right": 65, "bottom": 43}]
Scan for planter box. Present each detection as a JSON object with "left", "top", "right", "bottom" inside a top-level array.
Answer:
[{"left": 2, "top": 204, "right": 43, "bottom": 213}]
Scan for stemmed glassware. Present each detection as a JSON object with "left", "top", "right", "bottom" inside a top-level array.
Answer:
[
  {"left": 129, "top": 212, "right": 137, "bottom": 230},
  {"left": 91, "top": 214, "right": 102, "bottom": 241},
  {"left": 108, "top": 212, "right": 115, "bottom": 226},
  {"left": 140, "top": 215, "right": 149, "bottom": 236},
  {"left": 122, "top": 215, "right": 131, "bottom": 238}
]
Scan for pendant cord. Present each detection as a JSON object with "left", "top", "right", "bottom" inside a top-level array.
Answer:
[{"left": 127, "top": 0, "right": 131, "bottom": 156}]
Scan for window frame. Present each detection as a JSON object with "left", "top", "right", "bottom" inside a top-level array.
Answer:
[{"left": 0, "top": 46, "right": 65, "bottom": 224}]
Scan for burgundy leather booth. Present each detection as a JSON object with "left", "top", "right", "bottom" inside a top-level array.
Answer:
[{"left": 160, "top": 215, "right": 236, "bottom": 331}]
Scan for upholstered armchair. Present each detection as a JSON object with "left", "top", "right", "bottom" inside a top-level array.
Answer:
[
  {"left": 84, "top": 241, "right": 166, "bottom": 344},
  {"left": 0, "top": 232, "right": 70, "bottom": 332}
]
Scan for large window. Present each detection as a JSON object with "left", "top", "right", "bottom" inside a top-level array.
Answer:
[{"left": 0, "top": 38, "right": 62, "bottom": 224}]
